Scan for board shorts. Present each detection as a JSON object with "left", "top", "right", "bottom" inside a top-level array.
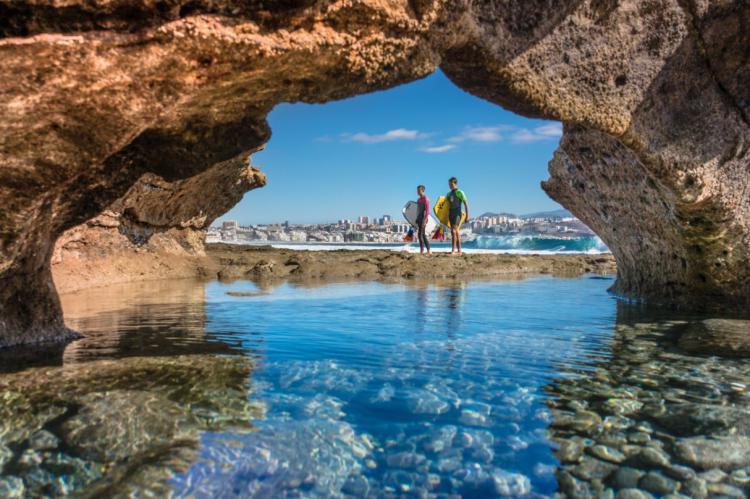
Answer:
[{"left": 449, "top": 209, "right": 462, "bottom": 228}]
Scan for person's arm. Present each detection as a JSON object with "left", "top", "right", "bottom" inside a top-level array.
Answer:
[
  {"left": 460, "top": 191, "right": 469, "bottom": 220},
  {"left": 423, "top": 199, "right": 430, "bottom": 227}
]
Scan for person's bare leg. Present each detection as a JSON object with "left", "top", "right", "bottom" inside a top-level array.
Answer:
[
  {"left": 457, "top": 233, "right": 462, "bottom": 256},
  {"left": 451, "top": 228, "right": 457, "bottom": 255}
]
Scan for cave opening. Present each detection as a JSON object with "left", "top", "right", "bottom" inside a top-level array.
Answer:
[{"left": 212, "top": 70, "right": 600, "bottom": 253}]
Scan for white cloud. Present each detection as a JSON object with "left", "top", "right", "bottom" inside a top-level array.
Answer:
[
  {"left": 420, "top": 144, "right": 456, "bottom": 153},
  {"left": 448, "top": 125, "right": 515, "bottom": 143},
  {"left": 344, "top": 128, "right": 427, "bottom": 144},
  {"left": 533, "top": 123, "right": 563, "bottom": 137},
  {"left": 510, "top": 123, "right": 563, "bottom": 144}
]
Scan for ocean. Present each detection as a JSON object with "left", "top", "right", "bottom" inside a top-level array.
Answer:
[{"left": 211, "top": 234, "right": 610, "bottom": 255}]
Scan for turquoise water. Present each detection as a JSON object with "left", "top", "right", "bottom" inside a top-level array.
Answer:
[
  {"left": 178, "top": 278, "right": 616, "bottom": 496},
  {"left": 3, "top": 275, "right": 750, "bottom": 497}
]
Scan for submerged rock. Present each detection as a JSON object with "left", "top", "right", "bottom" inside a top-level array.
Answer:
[
  {"left": 677, "top": 319, "right": 750, "bottom": 358},
  {"left": 638, "top": 471, "right": 679, "bottom": 495},
  {"left": 0, "top": 476, "right": 25, "bottom": 499},
  {"left": 674, "top": 436, "right": 750, "bottom": 470},
  {"left": 612, "top": 467, "right": 645, "bottom": 489},
  {"left": 28, "top": 429, "right": 60, "bottom": 451},
  {"left": 491, "top": 470, "right": 531, "bottom": 497}
]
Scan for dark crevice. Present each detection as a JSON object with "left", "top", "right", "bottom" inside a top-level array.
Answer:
[{"left": 676, "top": 0, "right": 750, "bottom": 128}]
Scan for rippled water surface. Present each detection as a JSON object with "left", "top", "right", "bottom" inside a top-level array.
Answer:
[{"left": 2, "top": 276, "right": 750, "bottom": 497}]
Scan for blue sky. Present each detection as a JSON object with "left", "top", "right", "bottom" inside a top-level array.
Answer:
[{"left": 218, "top": 70, "right": 564, "bottom": 225}]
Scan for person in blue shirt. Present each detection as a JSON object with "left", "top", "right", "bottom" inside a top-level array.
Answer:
[{"left": 446, "top": 177, "right": 469, "bottom": 256}]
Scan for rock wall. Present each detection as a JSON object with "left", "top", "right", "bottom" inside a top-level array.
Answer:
[
  {"left": 1, "top": 0, "right": 749, "bottom": 346},
  {"left": 51, "top": 151, "right": 266, "bottom": 293}
]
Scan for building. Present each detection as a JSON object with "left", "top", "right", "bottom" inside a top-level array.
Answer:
[
  {"left": 357, "top": 216, "right": 370, "bottom": 225},
  {"left": 391, "top": 223, "right": 410, "bottom": 234}
]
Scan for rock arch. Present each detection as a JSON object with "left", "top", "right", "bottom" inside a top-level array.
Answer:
[{"left": 1, "top": 0, "right": 748, "bottom": 346}]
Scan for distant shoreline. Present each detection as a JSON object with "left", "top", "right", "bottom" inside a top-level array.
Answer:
[{"left": 205, "top": 235, "right": 610, "bottom": 256}]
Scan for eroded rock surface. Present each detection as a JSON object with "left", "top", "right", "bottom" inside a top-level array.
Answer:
[
  {"left": 1, "top": 0, "right": 749, "bottom": 345},
  {"left": 52, "top": 151, "right": 266, "bottom": 293}
]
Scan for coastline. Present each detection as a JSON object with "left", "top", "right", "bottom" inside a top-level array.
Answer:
[{"left": 52, "top": 242, "right": 617, "bottom": 295}]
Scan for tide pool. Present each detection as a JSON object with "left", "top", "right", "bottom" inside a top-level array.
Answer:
[{"left": 1, "top": 275, "right": 749, "bottom": 497}]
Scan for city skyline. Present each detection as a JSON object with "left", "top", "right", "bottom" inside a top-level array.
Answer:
[
  {"left": 216, "top": 70, "right": 564, "bottom": 226},
  {"left": 217, "top": 206, "right": 572, "bottom": 228}
]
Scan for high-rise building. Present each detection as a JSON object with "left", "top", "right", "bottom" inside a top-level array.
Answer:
[{"left": 358, "top": 216, "right": 370, "bottom": 225}]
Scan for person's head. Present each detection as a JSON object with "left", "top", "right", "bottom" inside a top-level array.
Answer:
[
  {"left": 449, "top": 177, "right": 458, "bottom": 190},
  {"left": 417, "top": 185, "right": 425, "bottom": 196}
]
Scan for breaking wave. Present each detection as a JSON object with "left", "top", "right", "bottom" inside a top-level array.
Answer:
[{"left": 465, "top": 234, "right": 609, "bottom": 254}]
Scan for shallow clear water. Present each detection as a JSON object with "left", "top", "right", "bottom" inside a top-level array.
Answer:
[{"left": 2, "top": 276, "right": 750, "bottom": 497}]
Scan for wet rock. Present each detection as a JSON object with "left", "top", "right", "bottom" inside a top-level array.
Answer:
[
  {"left": 558, "top": 470, "right": 594, "bottom": 497},
  {"left": 706, "top": 483, "right": 746, "bottom": 498},
  {"left": 603, "top": 399, "right": 643, "bottom": 416},
  {"left": 638, "top": 471, "right": 678, "bottom": 495},
  {"left": 729, "top": 468, "right": 750, "bottom": 486},
  {"left": 697, "top": 468, "right": 727, "bottom": 483},
  {"left": 674, "top": 436, "right": 750, "bottom": 470},
  {"left": 663, "top": 464, "right": 696, "bottom": 481},
  {"left": 615, "top": 488, "right": 654, "bottom": 499},
  {"left": 18, "top": 449, "right": 43, "bottom": 467},
  {"left": 491, "top": 470, "right": 531, "bottom": 497},
  {"left": 28, "top": 429, "right": 59, "bottom": 450},
  {"left": 459, "top": 409, "right": 489, "bottom": 427},
  {"left": 677, "top": 319, "right": 750, "bottom": 358},
  {"left": 653, "top": 404, "right": 750, "bottom": 436},
  {"left": 627, "top": 432, "right": 651, "bottom": 445},
  {"left": 436, "top": 456, "right": 462, "bottom": 473},
  {"left": 570, "top": 456, "right": 617, "bottom": 481},
  {"left": 628, "top": 446, "right": 671, "bottom": 469},
  {"left": 341, "top": 474, "right": 369, "bottom": 496},
  {"left": 612, "top": 467, "right": 645, "bottom": 489},
  {"left": 603, "top": 416, "right": 633, "bottom": 431},
  {"left": 0, "top": 476, "right": 25, "bottom": 498},
  {"left": 423, "top": 425, "right": 457, "bottom": 454},
  {"left": 0, "top": 444, "right": 12, "bottom": 472},
  {"left": 589, "top": 445, "right": 626, "bottom": 464},
  {"left": 370, "top": 384, "right": 394, "bottom": 403},
  {"left": 385, "top": 452, "right": 425, "bottom": 469},
  {"left": 552, "top": 410, "right": 602, "bottom": 432},
  {"left": 682, "top": 478, "right": 708, "bottom": 498},
  {"left": 60, "top": 390, "right": 183, "bottom": 462},
  {"left": 426, "top": 473, "right": 441, "bottom": 490},
  {"left": 405, "top": 389, "right": 449, "bottom": 415},
  {"left": 557, "top": 439, "right": 584, "bottom": 463}
]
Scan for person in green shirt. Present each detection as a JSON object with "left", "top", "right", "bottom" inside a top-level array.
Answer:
[{"left": 446, "top": 176, "right": 469, "bottom": 256}]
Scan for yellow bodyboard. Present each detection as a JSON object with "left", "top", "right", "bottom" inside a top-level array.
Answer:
[{"left": 433, "top": 196, "right": 466, "bottom": 229}]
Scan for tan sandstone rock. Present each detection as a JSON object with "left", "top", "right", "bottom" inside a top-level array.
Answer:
[{"left": 1, "top": 0, "right": 748, "bottom": 346}]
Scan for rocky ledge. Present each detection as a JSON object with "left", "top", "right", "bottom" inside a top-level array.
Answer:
[
  {"left": 206, "top": 244, "right": 617, "bottom": 285},
  {"left": 51, "top": 244, "right": 617, "bottom": 295},
  {"left": 1, "top": 1, "right": 749, "bottom": 346}
]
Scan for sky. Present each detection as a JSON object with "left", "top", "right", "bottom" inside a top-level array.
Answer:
[{"left": 218, "top": 69, "right": 564, "bottom": 225}]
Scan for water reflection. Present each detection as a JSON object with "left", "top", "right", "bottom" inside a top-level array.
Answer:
[
  {"left": 3, "top": 276, "right": 750, "bottom": 497},
  {"left": 0, "top": 280, "right": 261, "bottom": 497}
]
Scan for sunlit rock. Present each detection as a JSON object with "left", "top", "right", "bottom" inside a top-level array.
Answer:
[{"left": 1, "top": 0, "right": 749, "bottom": 344}]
